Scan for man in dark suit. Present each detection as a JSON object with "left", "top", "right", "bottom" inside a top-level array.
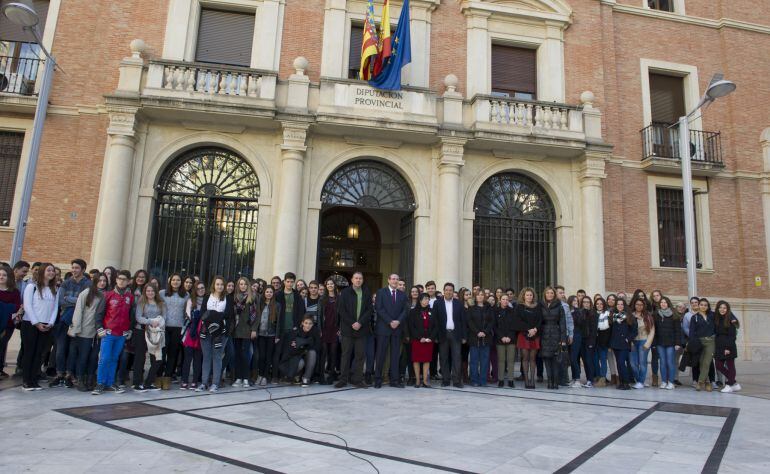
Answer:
[
  {"left": 334, "top": 272, "right": 373, "bottom": 389},
  {"left": 374, "top": 273, "right": 407, "bottom": 388},
  {"left": 433, "top": 282, "right": 466, "bottom": 388}
]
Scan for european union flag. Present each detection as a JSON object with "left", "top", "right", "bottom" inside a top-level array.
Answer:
[{"left": 368, "top": 0, "right": 411, "bottom": 91}]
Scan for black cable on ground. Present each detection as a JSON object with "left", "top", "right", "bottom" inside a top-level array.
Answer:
[{"left": 264, "top": 386, "right": 380, "bottom": 474}]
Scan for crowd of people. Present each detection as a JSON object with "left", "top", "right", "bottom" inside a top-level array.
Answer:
[{"left": 0, "top": 260, "right": 741, "bottom": 396}]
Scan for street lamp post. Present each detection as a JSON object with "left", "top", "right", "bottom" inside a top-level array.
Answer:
[
  {"left": 3, "top": 1, "right": 58, "bottom": 264},
  {"left": 678, "top": 74, "right": 736, "bottom": 298}
]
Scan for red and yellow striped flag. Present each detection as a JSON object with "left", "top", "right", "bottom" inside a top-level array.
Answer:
[
  {"left": 373, "top": 0, "right": 391, "bottom": 77},
  {"left": 359, "top": 0, "right": 380, "bottom": 80}
]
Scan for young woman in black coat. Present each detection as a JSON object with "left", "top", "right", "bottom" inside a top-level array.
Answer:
[
  {"left": 714, "top": 301, "right": 741, "bottom": 393},
  {"left": 515, "top": 287, "right": 542, "bottom": 389},
  {"left": 467, "top": 292, "right": 494, "bottom": 387},
  {"left": 540, "top": 286, "right": 567, "bottom": 389}
]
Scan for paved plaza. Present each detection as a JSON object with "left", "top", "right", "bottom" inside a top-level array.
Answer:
[{"left": 1, "top": 358, "right": 769, "bottom": 473}]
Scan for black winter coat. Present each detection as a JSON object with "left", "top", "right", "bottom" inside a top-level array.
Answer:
[
  {"left": 467, "top": 305, "right": 494, "bottom": 346},
  {"left": 609, "top": 311, "right": 638, "bottom": 351},
  {"left": 540, "top": 300, "right": 567, "bottom": 357},
  {"left": 653, "top": 311, "right": 683, "bottom": 347},
  {"left": 514, "top": 303, "right": 542, "bottom": 342},
  {"left": 494, "top": 306, "right": 518, "bottom": 344},
  {"left": 407, "top": 306, "right": 438, "bottom": 342},
  {"left": 337, "top": 286, "right": 373, "bottom": 338},
  {"left": 714, "top": 313, "right": 739, "bottom": 361}
]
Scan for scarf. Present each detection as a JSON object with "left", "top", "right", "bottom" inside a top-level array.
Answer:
[
  {"left": 658, "top": 308, "right": 673, "bottom": 318},
  {"left": 145, "top": 319, "right": 165, "bottom": 359}
]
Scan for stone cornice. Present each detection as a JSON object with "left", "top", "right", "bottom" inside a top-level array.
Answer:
[{"left": 600, "top": 1, "right": 770, "bottom": 35}]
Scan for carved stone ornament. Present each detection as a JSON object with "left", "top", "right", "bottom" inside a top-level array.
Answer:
[
  {"left": 107, "top": 112, "right": 138, "bottom": 137},
  {"left": 281, "top": 123, "right": 309, "bottom": 151}
]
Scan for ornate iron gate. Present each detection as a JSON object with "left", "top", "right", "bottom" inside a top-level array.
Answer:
[
  {"left": 473, "top": 172, "right": 556, "bottom": 292},
  {"left": 148, "top": 147, "right": 260, "bottom": 283}
]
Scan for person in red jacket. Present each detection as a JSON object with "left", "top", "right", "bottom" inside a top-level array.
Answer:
[{"left": 92, "top": 270, "right": 134, "bottom": 395}]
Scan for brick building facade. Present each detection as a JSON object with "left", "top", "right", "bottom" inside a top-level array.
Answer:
[{"left": 1, "top": 0, "right": 769, "bottom": 357}]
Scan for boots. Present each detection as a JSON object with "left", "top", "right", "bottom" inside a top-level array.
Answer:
[
  {"left": 652, "top": 374, "right": 659, "bottom": 387},
  {"left": 611, "top": 374, "right": 618, "bottom": 386},
  {"left": 596, "top": 378, "right": 606, "bottom": 388}
]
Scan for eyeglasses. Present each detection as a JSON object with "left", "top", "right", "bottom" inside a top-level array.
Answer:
[{"left": 116, "top": 276, "right": 128, "bottom": 281}]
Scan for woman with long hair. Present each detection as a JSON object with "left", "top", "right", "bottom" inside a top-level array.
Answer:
[
  {"left": 408, "top": 293, "right": 438, "bottom": 388},
  {"left": 515, "top": 287, "right": 541, "bottom": 389},
  {"left": 0, "top": 265, "right": 22, "bottom": 379},
  {"left": 181, "top": 281, "right": 206, "bottom": 389},
  {"left": 182, "top": 276, "right": 195, "bottom": 295},
  {"left": 575, "top": 296, "right": 598, "bottom": 387},
  {"left": 198, "top": 276, "right": 234, "bottom": 392},
  {"left": 20, "top": 263, "right": 58, "bottom": 391},
  {"left": 610, "top": 298, "right": 636, "bottom": 390},
  {"left": 130, "top": 269, "right": 148, "bottom": 299},
  {"left": 408, "top": 286, "right": 420, "bottom": 309},
  {"left": 494, "top": 294, "right": 517, "bottom": 388},
  {"left": 319, "top": 279, "right": 338, "bottom": 384},
  {"left": 714, "top": 300, "right": 741, "bottom": 393},
  {"left": 540, "top": 286, "right": 567, "bottom": 389},
  {"left": 605, "top": 293, "right": 619, "bottom": 385},
  {"left": 467, "top": 292, "right": 494, "bottom": 387},
  {"left": 653, "top": 296, "right": 682, "bottom": 390},
  {"left": 68, "top": 272, "right": 108, "bottom": 391},
  {"left": 458, "top": 287, "right": 472, "bottom": 384},
  {"left": 629, "top": 297, "right": 655, "bottom": 389},
  {"left": 132, "top": 283, "right": 166, "bottom": 392},
  {"left": 256, "top": 286, "right": 281, "bottom": 386},
  {"left": 161, "top": 273, "right": 189, "bottom": 382},
  {"left": 594, "top": 297, "right": 611, "bottom": 387},
  {"left": 232, "top": 277, "right": 258, "bottom": 388},
  {"left": 690, "top": 298, "right": 716, "bottom": 392},
  {"left": 102, "top": 266, "right": 117, "bottom": 290}
]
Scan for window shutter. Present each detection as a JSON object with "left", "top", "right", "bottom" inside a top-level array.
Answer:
[
  {"left": 348, "top": 25, "right": 363, "bottom": 79},
  {"left": 491, "top": 45, "right": 537, "bottom": 99},
  {"left": 650, "top": 73, "right": 685, "bottom": 125},
  {"left": 0, "top": 0, "right": 49, "bottom": 43},
  {"left": 195, "top": 9, "right": 255, "bottom": 67},
  {"left": 0, "top": 131, "right": 24, "bottom": 227}
]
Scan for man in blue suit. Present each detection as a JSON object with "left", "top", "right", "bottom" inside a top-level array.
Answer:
[
  {"left": 374, "top": 273, "right": 408, "bottom": 388},
  {"left": 434, "top": 282, "right": 466, "bottom": 388}
]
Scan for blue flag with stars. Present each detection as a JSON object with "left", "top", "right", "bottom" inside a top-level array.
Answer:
[{"left": 368, "top": 0, "right": 411, "bottom": 91}]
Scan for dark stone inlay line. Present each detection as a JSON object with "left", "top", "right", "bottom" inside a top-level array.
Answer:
[
  {"left": 553, "top": 403, "right": 660, "bottom": 474},
  {"left": 182, "top": 411, "right": 475, "bottom": 474},
  {"left": 657, "top": 402, "right": 734, "bottom": 418},
  {"left": 60, "top": 402, "right": 175, "bottom": 422},
  {"left": 702, "top": 408, "right": 740, "bottom": 474},
  {"left": 432, "top": 386, "right": 650, "bottom": 411},
  {"left": 56, "top": 408, "right": 283, "bottom": 473}
]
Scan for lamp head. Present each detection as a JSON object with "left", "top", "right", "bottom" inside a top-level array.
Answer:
[
  {"left": 705, "top": 79, "right": 736, "bottom": 100},
  {"left": 1, "top": 1, "right": 40, "bottom": 28}
]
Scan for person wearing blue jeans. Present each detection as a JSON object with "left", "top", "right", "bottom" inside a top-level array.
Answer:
[
  {"left": 594, "top": 298, "right": 612, "bottom": 386},
  {"left": 653, "top": 296, "right": 683, "bottom": 389},
  {"left": 629, "top": 298, "right": 655, "bottom": 389},
  {"left": 467, "top": 294, "right": 494, "bottom": 387},
  {"left": 609, "top": 299, "right": 636, "bottom": 390},
  {"left": 96, "top": 333, "right": 125, "bottom": 392},
  {"left": 200, "top": 335, "right": 225, "bottom": 391},
  {"left": 52, "top": 259, "right": 91, "bottom": 388}
]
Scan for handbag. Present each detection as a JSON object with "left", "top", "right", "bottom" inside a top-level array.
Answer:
[{"left": 686, "top": 336, "right": 703, "bottom": 355}]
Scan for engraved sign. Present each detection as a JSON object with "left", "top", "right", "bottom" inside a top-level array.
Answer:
[{"left": 352, "top": 86, "right": 404, "bottom": 111}]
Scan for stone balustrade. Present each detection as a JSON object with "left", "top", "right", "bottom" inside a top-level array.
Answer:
[{"left": 471, "top": 95, "right": 585, "bottom": 135}]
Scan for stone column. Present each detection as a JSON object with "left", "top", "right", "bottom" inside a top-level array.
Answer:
[
  {"left": 91, "top": 110, "right": 139, "bottom": 269},
  {"left": 578, "top": 153, "right": 607, "bottom": 295},
  {"left": 272, "top": 122, "right": 309, "bottom": 276},
  {"left": 435, "top": 139, "right": 466, "bottom": 286}
]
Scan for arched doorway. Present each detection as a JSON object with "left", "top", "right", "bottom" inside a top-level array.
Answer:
[
  {"left": 473, "top": 172, "right": 556, "bottom": 292},
  {"left": 318, "top": 159, "right": 416, "bottom": 288},
  {"left": 148, "top": 147, "right": 260, "bottom": 283}
]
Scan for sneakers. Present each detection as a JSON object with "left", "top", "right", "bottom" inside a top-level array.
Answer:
[
  {"left": 180, "top": 383, "right": 188, "bottom": 390},
  {"left": 632, "top": 382, "right": 644, "bottom": 389},
  {"left": 666, "top": 382, "right": 675, "bottom": 390},
  {"left": 91, "top": 384, "right": 105, "bottom": 395},
  {"left": 659, "top": 382, "right": 667, "bottom": 389},
  {"left": 108, "top": 384, "right": 125, "bottom": 394},
  {"left": 189, "top": 383, "right": 198, "bottom": 390},
  {"left": 301, "top": 378, "right": 309, "bottom": 388},
  {"left": 209, "top": 384, "right": 219, "bottom": 393},
  {"left": 334, "top": 381, "right": 347, "bottom": 389},
  {"left": 583, "top": 381, "right": 593, "bottom": 388},
  {"left": 258, "top": 377, "right": 267, "bottom": 387},
  {"left": 194, "top": 384, "right": 207, "bottom": 392},
  {"left": 721, "top": 384, "right": 733, "bottom": 393},
  {"left": 21, "top": 383, "right": 38, "bottom": 392},
  {"left": 48, "top": 376, "right": 64, "bottom": 388},
  {"left": 132, "top": 384, "right": 147, "bottom": 393},
  {"left": 242, "top": 380, "right": 251, "bottom": 388},
  {"left": 232, "top": 379, "right": 242, "bottom": 388},
  {"left": 711, "top": 382, "right": 719, "bottom": 390},
  {"left": 146, "top": 384, "right": 160, "bottom": 391},
  {"left": 732, "top": 383, "right": 742, "bottom": 392},
  {"left": 570, "top": 380, "right": 582, "bottom": 388}
]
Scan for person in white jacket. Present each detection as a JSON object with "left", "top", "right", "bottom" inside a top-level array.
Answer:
[{"left": 21, "top": 263, "right": 59, "bottom": 391}]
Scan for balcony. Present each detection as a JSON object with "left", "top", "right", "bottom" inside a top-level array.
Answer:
[
  {"left": 641, "top": 123, "right": 725, "bottom": 176},
  {"left": 137, "top": 59, "right": 277, "bottom": 124},
  {"left": 468, "top": 94, "right": 592, "bottom": 157},
  {"left": 0, "top": 52, "right": 42, "bottom": 113}
]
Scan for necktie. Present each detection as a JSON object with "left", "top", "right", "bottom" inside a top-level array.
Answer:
[{"left": 392, "top": 289, "right": 396, "bottom": 304}]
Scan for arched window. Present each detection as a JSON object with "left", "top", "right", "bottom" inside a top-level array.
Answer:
[
  {"left": 321, "top": 160, "right": 415, "bottom": 211},
  {"left": 473, "top": 172, "right": 556, "bottom": 292},
  {"left": 149, "top": 147, "right": 260, "bottom": 283}
]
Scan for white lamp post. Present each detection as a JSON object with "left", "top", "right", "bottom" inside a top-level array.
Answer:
[
  {"left": 678, "top": 74, "right": 736, "bottom": 298},
  {"left": 3, "top": 1, "right": 58, "bottom": 264}
]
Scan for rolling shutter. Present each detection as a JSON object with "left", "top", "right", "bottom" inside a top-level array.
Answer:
[
  {"left": 348, "top": 25, "right": 363, "bottom": 79},
  {"left": 195, "top": 9, "right": 255, "bottom": 67},
  {"left": 0, "top": 0, "right": 49, "bottom": 43},
  {"left": 491, "top": 44, "right": 537, "bottom": 99},
  {"left": 650, "top": 73, "right": 685, "bottom": 125}
]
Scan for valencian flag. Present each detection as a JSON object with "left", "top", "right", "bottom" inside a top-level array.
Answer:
[
  {"left": 359, "top": 0, "right": 380, "bottom": 80},
  {"left": 372, "top": 0, "right": 391, "bottom": 77},
  {"left": 368, "top": 0, "right": 411, "bottom": 91}
]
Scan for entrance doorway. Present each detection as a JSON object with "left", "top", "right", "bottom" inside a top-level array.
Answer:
[{"left": 317, "top": 160, "right": 416, "bottom": 288}]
